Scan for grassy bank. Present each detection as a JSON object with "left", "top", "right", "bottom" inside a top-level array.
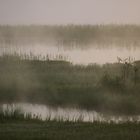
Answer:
[
  {"left": 0, "top": 55, "right": 139, "bottom": 115},
  {"left": 0, "top": 107, "right": 140, "bottom": 140},
  {"left": 0, "top": 121, "right": 140, "bottom": 140}
]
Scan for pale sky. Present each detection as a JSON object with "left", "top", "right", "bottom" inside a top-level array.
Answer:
[{"left": 0, "top": 0, "right": 140, "bottom": 25}]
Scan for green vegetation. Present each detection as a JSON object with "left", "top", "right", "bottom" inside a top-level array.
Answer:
[
  {"left": 0, "top": 121, "right": 140, "bottom": 140},
  {"left": 1, "top": 24, "right": 140, "bottom": 47},
  {"left": 0, "top": 106, "right": 140, "bottom": 140},
  {"left": 0, "top": 54, "right": 139, "bottom": 115},
  {"left": 0, "top": 105, "right": 88, "bottom": 123},
  {"left": 0, "top": 105, "right": 42, "bottom": 123},
  {"left": 0, "top": 25, "right": 140, "bottom": 139}
]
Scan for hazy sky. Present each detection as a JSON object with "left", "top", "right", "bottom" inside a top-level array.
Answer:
[{"left": 0, "top": 0, "right": 140, "bottom": 25}]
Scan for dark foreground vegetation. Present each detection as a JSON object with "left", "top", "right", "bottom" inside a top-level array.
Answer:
[
  {"left": 1, "top": 121, "right": 140, "bottom": 140},
  {"left": 0, "top": 108, "right": 140, "bottom": 140},
  {"left": 1, "top": 109, "right": 140, "bottom": 140},
  {"left": 0, "top": 24, "right": 140, "bottom": 140},
  {"left": 0, "top": 54, "right": 139, "bottom": 115}
]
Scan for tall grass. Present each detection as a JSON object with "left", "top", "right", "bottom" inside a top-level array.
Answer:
[
  {"left": 0, "top": 104, "right": 94, "bottom": 123},
  {"left": 0, "top": 105, "right": 42, "bottom": 122},
  {"left": 0, "top": 54, "right": 139, "bottom": 115}
]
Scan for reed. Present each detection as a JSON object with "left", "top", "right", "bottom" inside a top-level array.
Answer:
[{"left": 0, "top": 54, "right": 139, "bottom": 115}]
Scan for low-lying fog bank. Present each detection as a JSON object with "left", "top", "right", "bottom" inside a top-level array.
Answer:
[
  {"left": 0, "top": 44, "right": 140, "bottom": 65},
  {"left": 1, "top": 103, "right": 140, "bottom": 123}
]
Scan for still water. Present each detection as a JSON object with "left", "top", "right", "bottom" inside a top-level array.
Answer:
[{"left": 0, "top": 44, "right": 140, "bottom": 65}]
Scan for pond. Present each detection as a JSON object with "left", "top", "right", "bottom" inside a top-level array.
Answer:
[{"left": 0, "top": 44, "right": 140, "bottom": 65}]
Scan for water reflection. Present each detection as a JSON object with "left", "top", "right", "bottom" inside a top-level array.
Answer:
[{"left": 0, "top": 44, "right": 140, "bottom": 65}]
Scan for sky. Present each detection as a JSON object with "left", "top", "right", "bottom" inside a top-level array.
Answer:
[{"left": 0, "top": 0, "right": 140, "bottom": 25}]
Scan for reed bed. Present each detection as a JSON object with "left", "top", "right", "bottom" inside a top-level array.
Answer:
[{"left": 0, "top": 54, "right": 139, "bottom": 115}]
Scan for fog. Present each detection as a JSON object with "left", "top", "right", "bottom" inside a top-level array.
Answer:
[
  {"left": 1, "top": 44, "right": 140, "bottom": 65},
  {"left": 0, "top": 1, "right": 140, "bottom": 121},
  {"left": 0, "top": 0, "right": 140, "bottom": 25},
  {"left": 2, "top": 103, "right": 140, "bottom": 122}
]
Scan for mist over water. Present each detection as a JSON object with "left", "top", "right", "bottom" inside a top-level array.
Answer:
[
  {"left": 0, "top": 44, "right": 140, "bottom": 65},
  {"left": 0, "top": 25, "right": 140, "bottom": 121},
  {"left": 2, "top": 103, "right": 140, "bottom": 123},
  {"left": 1, "top": 25, "right": 140, "bottom": 64}
]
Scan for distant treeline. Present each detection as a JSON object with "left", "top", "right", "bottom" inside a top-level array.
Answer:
[{"left": 0, "top": 24, "right": 140, "bottom": 47}]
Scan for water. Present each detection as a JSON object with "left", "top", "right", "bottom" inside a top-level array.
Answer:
[
  {"left": 1, "top": 103, "right": 140, "bottom": 123},
  {"left": 0, "top": 44, "right": 140, "bottom": 122},
  {"left": 0, "top": 44, "right": 140, "bottom": 65}
]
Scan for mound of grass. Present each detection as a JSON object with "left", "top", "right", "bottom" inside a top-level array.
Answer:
[{"left": 0, "top": 55, "right": 139, "bottom": 115}]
